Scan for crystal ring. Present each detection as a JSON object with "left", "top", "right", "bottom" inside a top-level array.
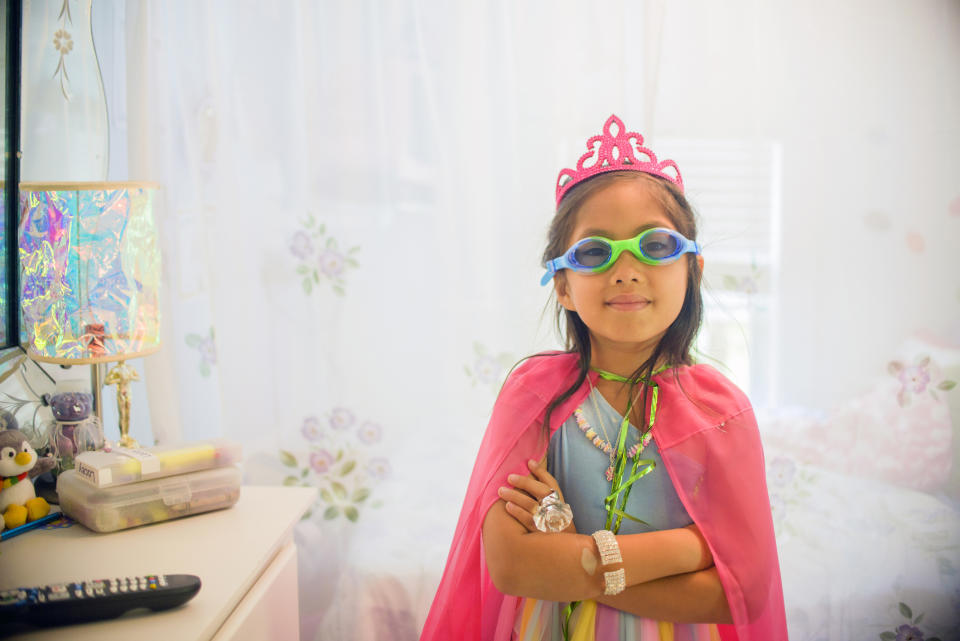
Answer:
[{"left": 533, "top": 490, "right": 573, "bottom": 533}]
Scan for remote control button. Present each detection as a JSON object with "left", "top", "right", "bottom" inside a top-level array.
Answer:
[{"left": 0, "top": 590, "right": 25, "bottom": 605}]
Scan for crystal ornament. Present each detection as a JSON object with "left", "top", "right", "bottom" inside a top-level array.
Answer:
[{"left": 533, "top": 491, "right": 573, "bottom": 533}]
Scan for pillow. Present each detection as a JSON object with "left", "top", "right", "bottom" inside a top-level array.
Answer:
[
  {"left": 897, "top": 332, "right": 960, "bottom": 496},
  {"left": 760, "top": 333, "right": 957, "bottom": 494}
]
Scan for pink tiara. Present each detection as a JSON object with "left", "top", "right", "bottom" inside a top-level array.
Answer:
[{"left": 555, "top": 114, "right": 684, "bottom": 205}]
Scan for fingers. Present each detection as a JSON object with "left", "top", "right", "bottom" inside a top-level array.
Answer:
[
  {"left": 497, "top": 486, "right": 540, "bottom": 514},
  {"left": 506, "top": 473, "right": 552, "bottom": 504},
  {"left": 497, "top": 487, "right": 538, "bottom": 532},
  {"left": 499, "top": 459, "right": 569, "bottom": 534},
  {"left": 506, "top": 459, "right": 564, "bottom": 503},
  {"left": 503, "top": 499, "right": 538, "bottom": 532},
  {"left": 527, "top": 458, "right": 561, "bottom": 489}
]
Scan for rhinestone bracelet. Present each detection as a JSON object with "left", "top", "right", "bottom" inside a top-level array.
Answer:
[
  {"left": 603, "top": 568, "right": 626, "bottom": 595},
  {"left": 591, "top": 530, "right": 623, "bottom": 566}
]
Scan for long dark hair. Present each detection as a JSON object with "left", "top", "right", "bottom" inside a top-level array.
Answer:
[{"left": 539, "top": 171, "right": 704, "bottom": 430}]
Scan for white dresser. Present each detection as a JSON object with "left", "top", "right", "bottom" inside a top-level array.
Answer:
[{"left": 0, "top": 485, "right": 316, "bottom": 640}]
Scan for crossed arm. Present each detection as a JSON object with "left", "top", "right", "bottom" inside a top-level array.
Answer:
[{"left": 480, "top": 459, "right": 732, "bottom": 624}]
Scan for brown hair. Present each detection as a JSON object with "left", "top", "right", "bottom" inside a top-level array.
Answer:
[{"left": 539, "top": 171, "right": 704, "bottom": 430}]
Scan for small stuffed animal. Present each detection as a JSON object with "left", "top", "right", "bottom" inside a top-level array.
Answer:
[{"left": 0, "top": 426, "right": 56, "bottom": 529}]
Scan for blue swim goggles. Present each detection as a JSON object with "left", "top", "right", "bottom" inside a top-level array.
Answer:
[{"left": 541, "top": 227, "right": 701, "bottom": 286}]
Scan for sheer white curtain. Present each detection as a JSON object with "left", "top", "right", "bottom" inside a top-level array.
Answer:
[
  {"left": 124, "top": 2, "right": 657, "bottom": 639},
  {"left": 119, "top": 1, "right": 960, "bottom": 639}
]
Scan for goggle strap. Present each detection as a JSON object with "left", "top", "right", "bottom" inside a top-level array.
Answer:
[{"left": 540, "top": 260, "right": 559, "bottom": 286}]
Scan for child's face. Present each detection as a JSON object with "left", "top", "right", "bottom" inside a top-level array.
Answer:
[{"left": 554, "top": 177, "right": 697, "bottom": 364}]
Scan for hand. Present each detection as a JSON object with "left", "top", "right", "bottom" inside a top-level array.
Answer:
[{"left": 497, "top": 459, "right": 576, "bottom": 534}]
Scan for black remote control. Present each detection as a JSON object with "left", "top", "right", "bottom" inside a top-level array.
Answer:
[{"left": 0, "top": 574, "right": 201, "bottom": 627}]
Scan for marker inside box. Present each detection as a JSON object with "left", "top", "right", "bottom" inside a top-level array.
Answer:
[{"left": 74, "top": 439, "right": 242, "bottom": 488}]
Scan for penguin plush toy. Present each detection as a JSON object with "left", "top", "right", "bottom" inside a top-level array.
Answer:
[{"left": 0, "top": 416, "right": 56, "bottom": 530}]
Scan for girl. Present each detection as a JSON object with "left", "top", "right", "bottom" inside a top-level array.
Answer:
[{"left": 421, "top": 115, "right": 787, "bottom": 641}]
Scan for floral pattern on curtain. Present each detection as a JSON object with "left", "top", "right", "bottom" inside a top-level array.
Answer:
[{"left": 120, "top": 1, "right": 960, "bottom": 639}]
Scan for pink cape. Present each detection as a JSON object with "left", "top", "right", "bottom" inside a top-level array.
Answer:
[{"left": 420, "top": 352, "right": 788, "bottom": 641}]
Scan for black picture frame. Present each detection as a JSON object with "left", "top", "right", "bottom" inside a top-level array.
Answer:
[{"left": 2, "top": 0, "right": 20, "bottom": 350}]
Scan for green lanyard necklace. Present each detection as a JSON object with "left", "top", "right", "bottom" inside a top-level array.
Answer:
[
  {"left": 590, "top": 366, "right": 663, "bottom": 534},
  {"left": 561, "top": 365, "right": 666, "bottom": 639}
]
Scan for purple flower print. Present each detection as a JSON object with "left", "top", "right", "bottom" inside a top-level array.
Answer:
[
  {"left": 285, "top": 407, "right": 391, "bottom": 522},
  {"left": 722, "top": 273, "right": 760, "bottom": 295},
  {"left": 899, "top": 363, "right": 931, "bottom": 395},
  {"left": 894, "top": 624, "right": 924, "bottom": 641},
  {"left": 739, "top": 276, "right": 758, "bottom": 295},
  {"left": 768, "top": 457, "right": 796, "bottom": 488},
  {"left": 466, "top": 343, "right": 515, "bottom": 389},
  {"left": 310, "top": 449, "right": 335, "bottom": 474},
  {"left": 889, "top": 357, "right": 934, "bottom": 407},
  {"left": 301, "top": 416, "right": 323, "bottom": 442},
  {"left": 329, "top": 407, "right": 355, "bottom": 431},
  {"left": 294, "top": 217, "right": 359, "bottom": 296},
  {"left": 186, "top": 328, "right": 218, "bottom": 377},
  {"left": 474, "top": 355, "right": 502, "bottom": 385},
  {"left": 768, "top": 493, "right": 785, "bottom": 520},
  {"left": 290, "top": 231, "right": 314, "bottom": 259},
  {"left": 199, "top": 335, "right": 217, "bottom": 367},
  {"left": 357, "top": 421, "right": 382, "bottom": 445},
  {"left": 367, "top": 457, "right": 391, "bottom": 480},
  {"left": 318, "top": 248, "right": 346, "bottom": 277}
]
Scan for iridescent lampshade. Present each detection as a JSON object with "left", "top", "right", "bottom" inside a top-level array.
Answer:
[{"left": 18, "top": 181, "right": 162, "bottom": 447}]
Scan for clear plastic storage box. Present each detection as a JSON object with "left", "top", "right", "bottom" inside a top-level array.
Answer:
[
  {"left": 57, "top": 466, "right": 242, "bottom": 533},
  {"left": 73, "top": 439, "right": 242, "bottom": 488}
]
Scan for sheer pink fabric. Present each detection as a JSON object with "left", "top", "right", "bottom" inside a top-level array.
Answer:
[{"left": 419, "top": 352, "right": 787, "bottom": 641}]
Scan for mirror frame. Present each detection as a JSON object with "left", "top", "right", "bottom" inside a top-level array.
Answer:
[{"left": 2, "top": 0, "right": 20, "bottom": 349}]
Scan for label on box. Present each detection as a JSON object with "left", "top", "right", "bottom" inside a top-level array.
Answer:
[
  {"left": 75, "top": 459, "right": 111, "bottom": 487},
  {"left": 116, "top": 447, "right": 162, "bottom": 476}
]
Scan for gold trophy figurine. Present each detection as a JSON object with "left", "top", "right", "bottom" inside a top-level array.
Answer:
[{"left": 104, "top": 361, "right": 140, "bottom": 448}]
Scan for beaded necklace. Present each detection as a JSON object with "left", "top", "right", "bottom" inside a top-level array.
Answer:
[{"left": 573, "top": 389, "right": 652, "bottom": 482}]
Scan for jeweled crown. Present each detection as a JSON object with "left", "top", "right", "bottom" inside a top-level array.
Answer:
[{"left": 555, "top": 114, "right": 684, "bottom": 205}]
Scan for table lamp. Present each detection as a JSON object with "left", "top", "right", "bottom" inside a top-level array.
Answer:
[{"left": 18, "top": 181, "right": 161, "bottom": 448}]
